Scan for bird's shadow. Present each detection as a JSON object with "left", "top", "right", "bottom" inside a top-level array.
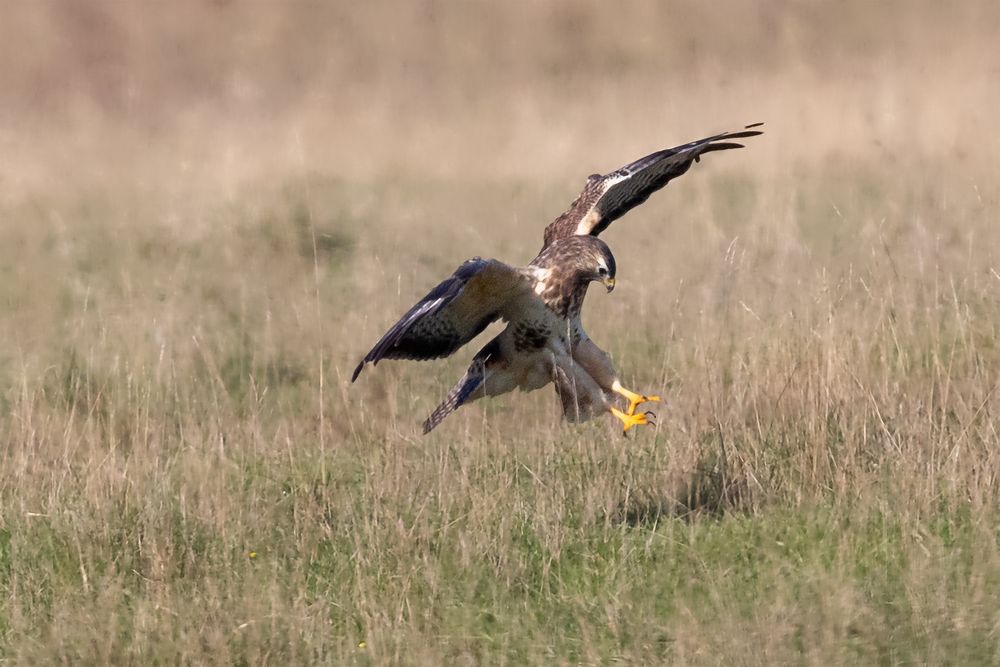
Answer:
[{"left": 613, "top": 458, "right": 755, "bottom": 527}]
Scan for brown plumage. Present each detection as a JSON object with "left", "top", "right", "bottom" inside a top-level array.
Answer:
[
  {"left": 542, "top": 123, "right": 764, "bottom": 249},
  {"left": 353, "top": 123, "right": 763, "bottom": 433}
]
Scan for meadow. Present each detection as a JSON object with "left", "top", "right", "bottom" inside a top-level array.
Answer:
[{"left": 2, "top": 2, "right": 999, "bottom": 664}]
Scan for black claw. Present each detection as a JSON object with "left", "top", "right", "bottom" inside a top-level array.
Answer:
[{"left": 644, "top": 411, "right": 657, "bottom": 419}]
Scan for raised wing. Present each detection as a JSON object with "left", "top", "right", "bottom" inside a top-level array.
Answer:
[
  {"left": 542, "top": 123, "right": 764, "bottom": 248},
  {"left": 351, "top": 258, "right": 531, "bottom": 381}
]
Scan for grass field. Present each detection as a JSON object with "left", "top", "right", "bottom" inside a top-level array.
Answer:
[{"left": 3, "top": 2, "right": 1000, "bottom": 664}]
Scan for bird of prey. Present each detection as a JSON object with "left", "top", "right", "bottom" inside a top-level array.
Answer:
[{"left": 352, "top": 123, "right": 763, "bottom": 434}]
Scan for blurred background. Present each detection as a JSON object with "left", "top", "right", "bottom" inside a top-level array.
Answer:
[
  {"left": 3, "top": 0, "right": 1000, "bottom": 446},
  {"left": 2, "top": 0, "right": 998, "bottom": 198}
]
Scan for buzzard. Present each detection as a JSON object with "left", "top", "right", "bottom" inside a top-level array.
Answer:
[{"left": 352, "top": 124, "right": 763, "bottom": 433}]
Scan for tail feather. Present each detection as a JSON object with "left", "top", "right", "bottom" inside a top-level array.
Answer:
[{"left": 422, "top": 364, "right": 485, "bottom": 434}]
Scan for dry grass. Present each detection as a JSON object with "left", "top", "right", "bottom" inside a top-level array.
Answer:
[{"left": 2, "top": 1, "right": 1000, "bottom": 664}]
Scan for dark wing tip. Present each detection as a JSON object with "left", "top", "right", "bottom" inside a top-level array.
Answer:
[
  {"left": 701, "top": 141, "right": 747, "bottom": 153},
  {"left": 718, "top": 130, "right": 762, "bottom": 141},
  {"left": 717, "top": 124, "right": 765, "bottom": 142},
  {"left": 695, "top": 142, "right": 746, "bottom": 162},
  {"left": 351, "top": 359, "right": 366, "bottom": 382}
]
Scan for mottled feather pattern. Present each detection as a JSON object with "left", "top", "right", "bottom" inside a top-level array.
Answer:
[
  {"left": 422, "top": 364, "right": 484, "bottom": 433},
  {"left": 422, "top": 338, "right": 503, "bottom": 433},
  {"left": 529, "top": 236, "right": 616, "bottom": 318},
  {"left": 541, "top": 179, "right": 603, "bottom": 249},
  {"left": 537, "top": 278, "right": 589, "bottom": 320},
  {"left": 351, "top": 258, "right": 530, "bottom": 381},
  {"left": 513, "top": 322, "right": 551, "bottom": 351},
  {"left": 542, "top": 123, "right": 764, "bottom": 247}
]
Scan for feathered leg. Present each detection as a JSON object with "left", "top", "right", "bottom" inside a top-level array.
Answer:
[
  {"left": 553, "top": 351, "right": 653, "bottom": 434},
  {"left": 571, "top": 337, "right": 660, "bottom": 417},
  {"left": 553, "top": 362, "right": 609, "bottom": 423}
]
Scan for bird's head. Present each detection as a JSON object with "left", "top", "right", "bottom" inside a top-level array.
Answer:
[
  {"left": 534, "top": 236, "right": 617, "bottom": 293},
  {"left": 588, "top": 238, "right": 617, "bottom": 293}
]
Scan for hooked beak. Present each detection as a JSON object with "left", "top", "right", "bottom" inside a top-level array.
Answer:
[{"left": 603, "top": 276, "right": 616, "bottom": 293}]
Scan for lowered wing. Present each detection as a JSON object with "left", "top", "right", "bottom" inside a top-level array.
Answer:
[
  {"left": 542, "top": 123, "right": 763, "bottom": 249},
  {"left": 351, "top": 258, "right": 532, "bottom": 381}
]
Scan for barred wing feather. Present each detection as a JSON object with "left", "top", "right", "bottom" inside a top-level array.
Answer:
[
  {"left": 351, "top": 258, "right": 530, "bottom": 381},
  {"left": 542, "top": 123, "right": 763, "bottom": 248}
]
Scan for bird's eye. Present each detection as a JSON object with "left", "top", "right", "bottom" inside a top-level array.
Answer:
[{"left": 598, "top": 267, "right": 608, "bottom": 276}]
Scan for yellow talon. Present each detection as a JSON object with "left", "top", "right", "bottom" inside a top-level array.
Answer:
[
  {"left": 613, "top": 383, "right": 661, "bottom": 416},
  {"left": 610, "top": 406, "right": 654, "bottom": 434}
]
